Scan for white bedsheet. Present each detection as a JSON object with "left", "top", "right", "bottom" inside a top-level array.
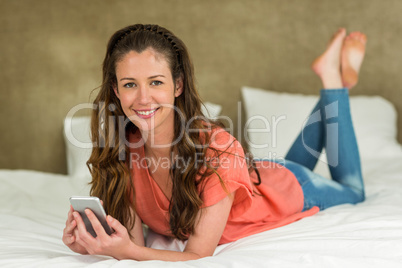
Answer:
[{"left": 1, "top": 154, "right": 402, "bottom": 267}]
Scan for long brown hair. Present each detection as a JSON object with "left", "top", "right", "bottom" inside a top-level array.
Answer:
[{"left": 87, "top": 24, "right": 260, "bottom": 240}]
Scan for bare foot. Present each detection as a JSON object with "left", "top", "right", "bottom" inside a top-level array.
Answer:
[
  {"left": 311, "top": 28, "right": 346, "bottom": 89},
  {"left": 341, "top": 32, "right": 367, "bottom": 89}
]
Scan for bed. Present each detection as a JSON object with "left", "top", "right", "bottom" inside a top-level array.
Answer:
[{"left": 1, "top": 89, "right": 402, "bottom": 267}]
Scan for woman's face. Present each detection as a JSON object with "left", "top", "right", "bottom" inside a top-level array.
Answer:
[{"left": 114, "top": 48, "right": 183, "bottom": 136}]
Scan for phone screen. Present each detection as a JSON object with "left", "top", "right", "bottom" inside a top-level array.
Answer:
[{"left": 70, "top": 196, "right": 113, "bottom": 237}]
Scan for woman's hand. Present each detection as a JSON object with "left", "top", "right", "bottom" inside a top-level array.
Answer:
[
  {"left": 63, "top": 194, "right": 234, "bottom": 261},
  {"left": 62, "top": 205, "right": 89, "bottom": 255},
  {"left": 72, "top": 208, "right": 134, "bottom": 260}
]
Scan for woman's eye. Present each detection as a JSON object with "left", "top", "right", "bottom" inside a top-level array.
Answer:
[
  {"left": 123, "top": 82, "right": 136, "bottom": 88},
  {"left": 151, "top": 81, "right": 163, "bottom": 86}
]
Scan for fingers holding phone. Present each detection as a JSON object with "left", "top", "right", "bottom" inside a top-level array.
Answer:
[
  {"left": 64, "top": 196, "right": 113, "bottom": 254},
  {"left": 63, "top": 205, "right": 79, "bottom": 242},
  {"left": 67, "top": 196, "right": 134, "bottom": 258},
  {"left": 62, "top": 205, "right": 88, "bottom": 254},
  {"left": 83, "top": 208, "right": 110, "bottom": 239},
  {"left": 69, "top": 196, "right": 113, "bottom": 238}
]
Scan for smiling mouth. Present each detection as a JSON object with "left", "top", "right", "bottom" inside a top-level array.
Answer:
[{"left": 134, "top": 108, "right": 159, "bottom": 116}]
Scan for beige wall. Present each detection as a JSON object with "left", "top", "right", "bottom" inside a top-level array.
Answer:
[{"left": 1, "top": 0, "right": 401, "bottom": 174}]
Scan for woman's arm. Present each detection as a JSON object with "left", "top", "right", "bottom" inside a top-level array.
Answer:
[
  {"left": 128, "top": 207, "right": 145, "bottom": 247},
  {"left": 73, "top": 193, "right": 234, "bottom": 261},
  {"left": 126, "top": 193, "right": 235, "bottom": 261}
]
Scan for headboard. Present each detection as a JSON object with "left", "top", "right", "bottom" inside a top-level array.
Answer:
[{"left": 1, "top": 0, "right": 401, "bottom": 174}]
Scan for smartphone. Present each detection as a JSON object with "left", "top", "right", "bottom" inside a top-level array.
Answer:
[{"left": 69, "top": 196, "right": 113, "bottom": 237}]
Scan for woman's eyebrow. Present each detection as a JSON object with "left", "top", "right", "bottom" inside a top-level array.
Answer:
[
  {"left": 120, "top": 77, "right": 135, "bottom": 81},
  {"left": 119, "top": 75, "right": 165, "bottom": 81},
  {"left": 149, "top": 75, "right": 166, "bottom": 79}
]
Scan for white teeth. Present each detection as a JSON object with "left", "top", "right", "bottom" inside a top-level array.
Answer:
[{"left": 136, "top": 108, "right": 157, "bottom": 116}]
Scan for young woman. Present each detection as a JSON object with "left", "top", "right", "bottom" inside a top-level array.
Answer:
[{"left": 62, "top": 24, "right": 367, "bottom": 261}]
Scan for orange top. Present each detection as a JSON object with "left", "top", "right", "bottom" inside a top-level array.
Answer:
[{"left": 129, "top": 128, "right": 319, "bottom": 245}]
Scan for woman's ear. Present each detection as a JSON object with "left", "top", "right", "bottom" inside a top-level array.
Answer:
[
  {"left": 174, "top": 77, "right": 184, "bottom": 97},
  {"left": 113, "top": 84, "right": 120, "bottom": 99}
]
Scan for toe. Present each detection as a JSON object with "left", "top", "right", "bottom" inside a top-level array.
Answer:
[{"left": 360, "top": 33, "right": 367, "bottom": 44}]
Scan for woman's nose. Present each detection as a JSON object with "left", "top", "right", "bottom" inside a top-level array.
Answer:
[{"left": 137, "top": 86, "right": 151, "bottom": 104}]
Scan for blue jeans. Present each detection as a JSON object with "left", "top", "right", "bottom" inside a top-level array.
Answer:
[{"left": 272, "top": 89, "right": 365, "bottom": 211}]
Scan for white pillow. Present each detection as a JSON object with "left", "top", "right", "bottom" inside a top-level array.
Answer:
[
  {"left": 64, "top": 116, "right": 92, "bottom": 179},
  {"left": 63, "top": 102, "right": 222, "bottom": 178},
  {"left": 241, "top": 86, "right": 401, "bottom": 176},
  {"left": 202, "top": 102, "right": 222, "bottom": 119}
]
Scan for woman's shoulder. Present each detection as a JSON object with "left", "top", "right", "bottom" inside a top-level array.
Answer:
[
  {"left": 204, "top": 124, "right": 242, "bottom": 151},
  {"left": 201, "top": 125, "right": 246, "bottom": 166}
]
